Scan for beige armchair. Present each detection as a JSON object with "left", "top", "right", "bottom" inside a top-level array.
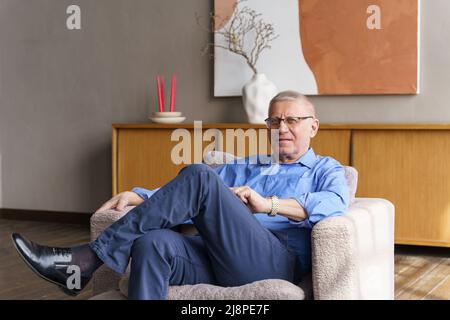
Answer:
[{"left": 89, "top": 167, "right": 395, "bottom": 300}]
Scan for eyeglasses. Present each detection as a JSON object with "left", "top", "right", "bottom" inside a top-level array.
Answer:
[{"left": 264, "top": 116, "right": 314, "bottom": 128}]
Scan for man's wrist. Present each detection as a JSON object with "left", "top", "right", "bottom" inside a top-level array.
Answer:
[
  {"left": 265, "top": 197, "right": 272, "bottom": 213},
  {"left": 129, "top": 191, "right": 145, "bottom": 204}
]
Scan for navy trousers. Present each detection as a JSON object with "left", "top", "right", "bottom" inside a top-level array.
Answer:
[{"left": 90, "top": 164, "right": 299, "bottom": 299}]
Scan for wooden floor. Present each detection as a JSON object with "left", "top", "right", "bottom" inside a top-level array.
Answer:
[
  {"left": 0, "top": 218, "right": 449, "bottom": 300},
  {"left": 395, "top": 245, "right": 449, "bottom": 300}
]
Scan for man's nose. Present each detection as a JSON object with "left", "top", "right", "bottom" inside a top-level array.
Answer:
[{"left": 279, "top": 120, "right": 290, "bottom": 133}]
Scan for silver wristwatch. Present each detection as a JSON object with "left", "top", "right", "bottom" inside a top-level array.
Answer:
[{"left": 268, "top": 195, "right": 280, "bottom": 217}]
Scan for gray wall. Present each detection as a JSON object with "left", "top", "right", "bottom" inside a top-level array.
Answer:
[{"left": 0, "top": 0, "right": 449, "bottom": 213}]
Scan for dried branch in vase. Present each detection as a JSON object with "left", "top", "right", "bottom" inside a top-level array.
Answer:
[{"left": 196, "top": 0, "right": 278, "bottom": 75}]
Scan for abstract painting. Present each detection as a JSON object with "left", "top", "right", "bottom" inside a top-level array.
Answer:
[{"left": 214, "top": 0, "right": 420, "bottom": 96}]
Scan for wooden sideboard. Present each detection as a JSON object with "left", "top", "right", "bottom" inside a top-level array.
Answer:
[{"left": 112, "top": 123, "right": 450, "bottom": 248}]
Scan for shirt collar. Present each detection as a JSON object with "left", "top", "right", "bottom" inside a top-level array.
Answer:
[
  {"left": 256, "top": 148, "right": 317, "bottom": 168},
  {"left": 291, "top": 148, "right": 316, "bottom": 168}
]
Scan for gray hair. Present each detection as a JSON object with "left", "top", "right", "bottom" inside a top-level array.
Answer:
[{"left": 269, "top": 90, "right": 316, "bottom": 117}]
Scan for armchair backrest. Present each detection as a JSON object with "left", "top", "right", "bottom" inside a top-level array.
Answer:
[{"left": 344, "top": 166, "right": 358, "bottom": 204}]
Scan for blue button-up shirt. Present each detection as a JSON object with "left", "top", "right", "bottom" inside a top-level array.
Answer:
[{"left": 132, "top": 148, "right": 349, "bottom": 273}]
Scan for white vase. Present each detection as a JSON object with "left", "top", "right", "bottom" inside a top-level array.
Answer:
[{"left": 242, "top": 73, "right": 278, "bottom": 124}]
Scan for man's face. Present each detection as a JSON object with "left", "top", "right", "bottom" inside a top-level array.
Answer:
[{"left": 268, "top": 100, "right": 319, "bottom": 161}]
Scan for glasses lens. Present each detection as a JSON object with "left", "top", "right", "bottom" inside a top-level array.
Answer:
[
  {"left": 286, "top": 117, "right": 299, "bottom": 126},
  {"left": 266, "top": 118, "right": 280, "bottom": 127}
]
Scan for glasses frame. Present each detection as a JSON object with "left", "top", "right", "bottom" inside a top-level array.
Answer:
[{"left": 264, "top": 116, "right": 315, "bottom": 128}]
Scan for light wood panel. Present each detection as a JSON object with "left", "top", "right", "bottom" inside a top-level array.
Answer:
[
  {"left": 352, "top": 130, "right": 450, "bottom": 247},
  {"left": 311, "top": 129, "right": 351, "bottom": 165},
  {"left": 117, "top": 129, "right": 184, "bottom": 192},
  {"left": 114, "top": 125, "right": 351, "bottom": 194},
  {"left": 116, "top": 127, "right": 269, "bottom": 193},
  {"left": 112, "top": 122, "right": 118, "bottom": 195},
  {"left": 113, "top": 123, "right": 450, "bottom": 247}
]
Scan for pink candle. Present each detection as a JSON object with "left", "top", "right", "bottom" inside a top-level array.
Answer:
[
  {"left": 170, "top": 74, "right": 176, "bottom": 112},
  {"left": 161, "top": 76, "right": 165, "bottom": 112},
  {"left": 157, "top": 75, "right": 163, "bottom": 112}
]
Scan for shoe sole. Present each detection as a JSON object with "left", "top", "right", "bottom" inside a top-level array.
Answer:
[{"left": 11, "top": 234, "right": 79, "bottom": 296}]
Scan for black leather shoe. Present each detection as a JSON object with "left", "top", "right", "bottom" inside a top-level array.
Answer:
[{"left": 11, "top": 233, "right": 91, "bottom": 296}]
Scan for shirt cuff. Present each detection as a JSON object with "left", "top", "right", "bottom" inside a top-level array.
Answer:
[{"left": 131, "top": 187, "right": 159, "bottom": 200}]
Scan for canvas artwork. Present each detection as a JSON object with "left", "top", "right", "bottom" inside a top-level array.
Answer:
[{"left": 214, "top": 0, "right": 420, "bottom": 96}]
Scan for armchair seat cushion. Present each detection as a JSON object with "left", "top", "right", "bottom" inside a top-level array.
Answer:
[{"left": 117, "top": 277, "right": 306, "bottom": 300}]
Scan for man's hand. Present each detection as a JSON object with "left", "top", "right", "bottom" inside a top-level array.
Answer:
[
  {"left": 95, "top": 191, "right": 145, "bottom": 213},
  {"left": 229, "top": 186, "right": 271, "bottom": 213}
]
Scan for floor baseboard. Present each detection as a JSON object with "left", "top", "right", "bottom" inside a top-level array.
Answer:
[{"left": 0, "top": 208, "right": 91, "bottom": 225}]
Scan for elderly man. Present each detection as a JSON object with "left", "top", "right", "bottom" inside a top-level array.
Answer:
[{"left": 12, "top": 91, "right": 349, "bottom": 300}]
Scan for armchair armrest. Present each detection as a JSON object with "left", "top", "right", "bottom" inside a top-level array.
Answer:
[
  {"left": 90, "top": 207, "right": 135, "bottom": 240},
  {"left": 311, "top": 198, "right": 395, "bottom": 300}
]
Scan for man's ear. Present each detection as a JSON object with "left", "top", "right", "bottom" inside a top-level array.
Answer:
[{"left": 310, "top": 119, "right": 319, "bottom": 138}]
